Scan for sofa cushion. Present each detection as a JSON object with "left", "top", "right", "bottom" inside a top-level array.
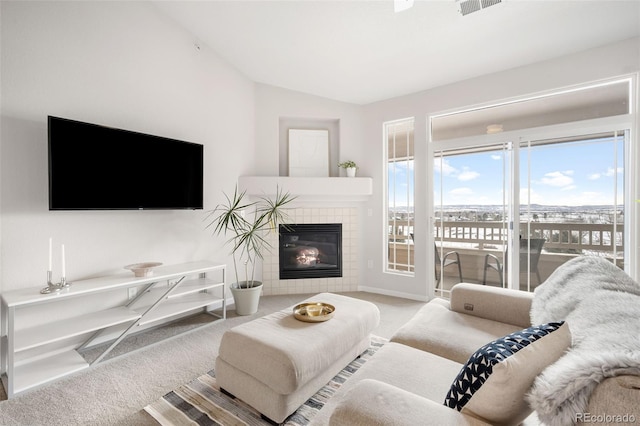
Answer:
[
  {"left": 309, "top": 342, "right": 464, "bottom": 425},
  {"left": 450, "top": 283, "right": 534, "bottom": 329},
  {"left": 391, "top": 298, "right": 524, "bottom": 364},
  {"left": 444, "top": 322, "right": 571, "bottom": 426},
  {"left": 329, "top": 379, "right": 493, "bottom": 426}
]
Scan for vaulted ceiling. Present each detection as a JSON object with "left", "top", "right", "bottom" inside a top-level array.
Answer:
[{"left": 153, "top": 1, "right": 640, "bottom": 105}]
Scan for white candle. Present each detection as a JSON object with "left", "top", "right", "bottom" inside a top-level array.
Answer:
[
  {"left": 48, "top": 238, "right": 53, "bottom": 272},
  {"left": 61, "top": 244, "right": 66, "bottom": 278}
]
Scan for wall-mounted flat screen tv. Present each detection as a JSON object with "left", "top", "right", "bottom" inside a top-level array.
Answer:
[{"left": 48, "top": 116, "right": 204, "bottom": 210}]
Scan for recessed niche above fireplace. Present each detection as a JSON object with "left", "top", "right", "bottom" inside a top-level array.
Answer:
[{"left": 279, "top": 223, "right": 342, "bottom": 279}]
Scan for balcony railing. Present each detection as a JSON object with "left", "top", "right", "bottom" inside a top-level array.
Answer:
[
  {"left": 434, "top": 221, "right": 624, "bottom": 252},
  {"left": 389, "top": 220, "right": 624, "bottom": 288}
]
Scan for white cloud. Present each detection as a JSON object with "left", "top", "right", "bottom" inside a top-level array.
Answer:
[
  {"left": 434, "top": 159, "right": 480, "bottom": 182},
  {"left": 540, "top": 171, "right": 574, "bottom": 188},
  {"left": 604, "top": 167, "right": 623, "bottom": 177},
  {"left": 458, "top": 167, "right": 480, "bottom": 181},
  {"left": 434, "top": 158, "right": 457, "bottom": 176},
  {"left": 588, "top": 166, "right": 622, "bottom": 180},
  {"left": 491, "top": 154, "right": 502, "bottom": 160}
]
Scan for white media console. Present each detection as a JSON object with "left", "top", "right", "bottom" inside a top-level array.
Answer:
[{"left": 0, "top": 260, "right": 226, "bottom": 398}]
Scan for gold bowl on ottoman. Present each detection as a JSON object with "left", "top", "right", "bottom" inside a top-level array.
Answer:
[{"left": 293, "top": 302, "right": 335, "bottom": 322}]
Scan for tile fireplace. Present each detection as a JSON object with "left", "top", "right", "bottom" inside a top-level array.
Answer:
[{"left": 261, "top": 207, "right": 358, "bottom": 295}]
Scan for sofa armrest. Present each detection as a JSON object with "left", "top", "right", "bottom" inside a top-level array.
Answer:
[
  {"left": 577, "top": 375, "right": 640, "bottom": 425},
  {"left": 328, "top": 379, "right": 492, "bottom": 426},
  {"left": 450, "top": 283, "right": 533, "bottom": 328}
]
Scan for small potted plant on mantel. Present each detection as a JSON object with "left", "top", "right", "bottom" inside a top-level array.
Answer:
[
  {"left": 205, "top": 186, "right": 295, "bottom": 315},
  {"left": 338, "top": 160, "right": 358, "bottom": 177}
]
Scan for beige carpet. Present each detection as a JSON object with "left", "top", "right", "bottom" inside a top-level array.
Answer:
[
  {"left": 0, "top": 292, "right": 425, "bottom": 426},
  {"left": 145, "top": 336, "right": 387, "bottom": 425}
]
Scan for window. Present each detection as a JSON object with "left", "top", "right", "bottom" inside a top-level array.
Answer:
[
  {"left": 430, "top": 79, "right": 633, "bottom": 296},
  {"left": 518, "top": 132, "right": 626, "bottom": 290},
  {"left": 385, "top": 118, "right": 415, "bottom": 274},
  {"left": 433, "top": 132, "right": 627, "bottom": 296}
]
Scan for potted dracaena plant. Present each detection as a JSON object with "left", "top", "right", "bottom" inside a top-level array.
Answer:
[
  {"left": 338, "top": 160, "right": 358, "bottom": 177},
  {"left": 206, "top": 186, "right": 295, "bottom": 315}
]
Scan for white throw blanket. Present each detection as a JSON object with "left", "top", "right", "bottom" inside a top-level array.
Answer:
[{"left": 527, "top": 256, "right": 640, "bottom": 426}]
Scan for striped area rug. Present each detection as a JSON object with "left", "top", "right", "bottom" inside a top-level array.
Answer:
[{"left": 144, "top": 336, "right": 386, "bottom": 425}]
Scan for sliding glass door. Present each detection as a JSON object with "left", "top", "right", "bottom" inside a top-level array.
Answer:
[
  {"left": 518, "top": 131, "right": 626, "bottom": 291},
  {"left": 429, "top": 78, "right": 634, "bottom": 296},
  {"left": 433, "top": 144, "right": 511, "bottom": 296},
  {"left": 432, "top": 129, "right": 628, "bottom": 295}
]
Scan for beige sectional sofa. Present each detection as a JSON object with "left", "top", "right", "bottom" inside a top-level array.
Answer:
[{"left": 310, "top": 257, "right": 640, "bottom": 426}]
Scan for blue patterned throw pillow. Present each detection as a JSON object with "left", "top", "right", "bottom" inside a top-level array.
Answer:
[{"left": 444, "top": 321, "right": 570, "bottom": 425}]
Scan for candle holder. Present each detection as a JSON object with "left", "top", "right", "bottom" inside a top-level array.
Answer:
[{"left": 40, "top": 270, "right": 71, "bottom": 294}]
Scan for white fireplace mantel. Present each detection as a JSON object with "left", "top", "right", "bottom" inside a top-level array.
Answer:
[{"left": 238, "top": 176, "right": 373, "bottom": 203}]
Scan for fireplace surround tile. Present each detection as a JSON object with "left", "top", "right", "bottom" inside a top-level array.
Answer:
[{"left": 262, "top": 207, "right": 358, "bottom": 296}]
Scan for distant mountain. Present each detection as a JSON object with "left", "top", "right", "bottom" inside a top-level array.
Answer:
[{"left": 435, "top": 204, "right": 620, "bottom": 211}]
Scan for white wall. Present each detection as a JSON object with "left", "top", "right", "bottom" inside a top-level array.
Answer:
[
  {"left": 1, "top": 1, "right": 637, "bottom": 307},
  {"left": 360, "top": 37, "right": 640, "bottom": 300},
  {"left": 0, "top": 1, "right": 255, "bottom": 295},
  {"left": 253, "top": 84, "right": 371, "bottom": 288}
]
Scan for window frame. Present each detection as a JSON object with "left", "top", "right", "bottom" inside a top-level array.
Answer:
[{"left": 384, "top": 117, "right": 416, "bottom": 276}]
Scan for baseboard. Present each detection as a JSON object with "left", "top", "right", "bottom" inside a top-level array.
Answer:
[{"left": 357, "top": 285, "right": 429, "bottom": 302}]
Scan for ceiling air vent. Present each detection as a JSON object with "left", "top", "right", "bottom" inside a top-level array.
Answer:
[{"left": 457, "top": 0, "right": 502, "bottom": 16}]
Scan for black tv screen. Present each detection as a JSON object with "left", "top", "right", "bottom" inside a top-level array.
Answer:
[{"left": 48, "top": 116, "right": 204, "bottom": 210}]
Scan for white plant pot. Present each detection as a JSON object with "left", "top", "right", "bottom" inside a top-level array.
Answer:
[
  {"left": 346, "top": 167, "right": 357, "bottom": 177},
  {"left": 230, "top": 281, "right": 262, "bottom": 315}
]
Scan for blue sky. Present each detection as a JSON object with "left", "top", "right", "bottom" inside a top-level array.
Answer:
[
  {"left": 389, "top": 136, "right": 624, "bottom": 207},
  {"left": 435, "top": 138, "right": 624, "bottom": 206},
  {"left": 388, "top": 160, "right": 414, "bottom": 207}
]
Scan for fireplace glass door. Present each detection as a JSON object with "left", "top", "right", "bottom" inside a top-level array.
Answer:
[{"left": 279, "top": 224, "right": 342, "bottom": 279}]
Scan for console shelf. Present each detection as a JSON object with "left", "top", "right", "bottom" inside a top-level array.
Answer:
[
  {"left": 9, "top": 351, "right": 89, "bottom": 395},
  {"left": 1, "top": 260, "right": 226, "bottom": 398},
  {"left": 14, "top": 307, "right": 141, "bottom": 353},
  {"left": 136, "top": 292, "right": 222, "bottom": 327}
]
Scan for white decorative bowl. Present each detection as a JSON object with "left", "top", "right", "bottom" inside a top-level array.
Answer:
[{"left": 124, "top": 262, "right": 163, "bottom": 277}]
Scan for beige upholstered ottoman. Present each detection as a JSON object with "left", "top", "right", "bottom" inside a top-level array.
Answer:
[{"left": 215, "top": 292, "right": 380, "bottom": 423}]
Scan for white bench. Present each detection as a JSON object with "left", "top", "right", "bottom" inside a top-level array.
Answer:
[{"left": 215, "top": 292, "right": 380, "bottom": 423}]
